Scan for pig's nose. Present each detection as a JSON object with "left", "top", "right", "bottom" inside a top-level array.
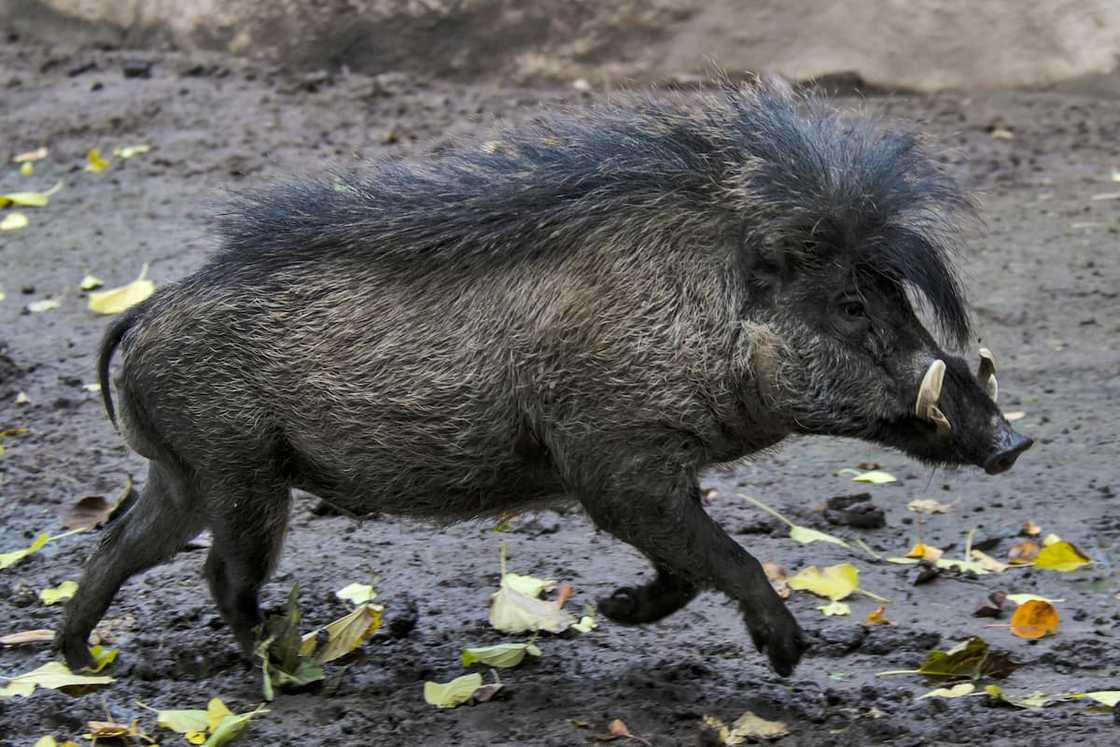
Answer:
[{"left": 983, "top": 429, "right": 1033, "bottom": 475}]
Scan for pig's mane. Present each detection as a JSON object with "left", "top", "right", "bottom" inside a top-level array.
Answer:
[{"left": 216, "top": 79, "right": 974, "bottom": 345}]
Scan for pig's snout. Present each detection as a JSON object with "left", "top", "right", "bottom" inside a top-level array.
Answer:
[{"left": 983, "top": 423, "right": 1033, "bottom": 475}]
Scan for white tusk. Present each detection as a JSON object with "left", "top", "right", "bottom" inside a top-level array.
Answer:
[
  {"left": 977, "top": 348, "right": 998, "bottom": 402},
  {"left": 928, "top": 405, "right": 952, "bottom": 435},
  {"left": 915, "top": 359, "right": 946, "bottom": 418}
]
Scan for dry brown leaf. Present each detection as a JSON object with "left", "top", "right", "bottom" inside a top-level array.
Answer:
[
  {"left": 1009, "top": 600, "right": 1059, "bottom": 639},
  {"left": 1021, "top": 520, "right": 1041, "bottom": 537},
  {"left": 1008, "top": 541, "right": 1040, "bottom": 565},
  {"left": 763, "top": 562, "right": 790, "bottom": 599}
]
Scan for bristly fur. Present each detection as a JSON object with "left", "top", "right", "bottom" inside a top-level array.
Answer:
[{"left": 216, "top": 77, "right": 974, "bottom": 345}]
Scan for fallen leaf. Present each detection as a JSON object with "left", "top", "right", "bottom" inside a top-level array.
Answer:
[
  {"left": 15, "top": 391, "right": 30, "bottom": 405},
  {"left": 1003, "top": 411, "right": 1026, "bottom": 422},
  {"left": 82, "top": 383, "right": 101, "bottom": 392},
  {"left": 905, "top": 543, "right": 944, "bottom": 562},
  {"left": 912, "top": 637, "right": 1016, "bottom": 680},
  {"left": 1007, "top": 541, "right": 1040, "bottom": 565},
  {"left": 206, "top": 698, "right": 233, "bottom": 733},
  {"left": 0, "top": 181, "right": 63, "bottom": 208},
  {"left": 841, "top": 469, "right": 896, "bottom": 484},
  {"left": 114, "top": 144, "right": 152, "bottom": 159},
  {"left": 1042, "top": 533, "right": 1062, "bottom": 546},
  {"left": 0, "top": 212, "right": 28, "bottom": 231},
  {"left": 1033, "top": 541, "right": 1091, "bottom": 572},
  {"left": 88, "top": 264, "right": 155, "bottom": 315},
  {"left": 33, "top": 738, "right": 80, "bottom": 747},
  {"left": 157, "top": 707, "right": 209, "bottom": 735},
  {"left": 866, "top": 605, "right": 892, "bottom": 625},
  {"left": 503, "top": 571, "right": 555, "bottom": 598},
  {"left": 741, "top": 495, "right": 851, "bottom": 548},
  {"left": 818, "top": 600, "right": 850, "bottom": 616},
  {"left": 990, "top": 126, "right": 1014, "bottom": 139},
  {"left": 0, "top": 629, "right": 55, "bottom": 646},
  {"left": 0, "top": 533, "right": 50, "bottom": 570},
  {"left": 299, "top": 603, "right": 382, "bottom": 663},
  {"left": 1082, "top": 691, "right": 1120, "bottom": 707},
  {"left": 84, "top": 720, "right": 142, "bottom": 740},
  {"left": 907, "top": 499, "right": 951, "bottom": 514},
  {"left": 984, "top": 685, "right": 1054, "bottom": 709},
  {"left": 571, "top": 607, "right": 598, "bottom": 633},
  {"left": 788, "top": 563, "right": 859, "bottom": 601},
  {"left": 335, "top": 582, "right": 376, "bottom": 606},
  {"left": 1021, "top": 520, "right": 1041, "bottom": 536},
  {"left": 919, "top": 682, "right": 976, "bottom": 699},
  {"left": 703, "top": 711, "right": 789, "bottom": 744},
  {"left": 0, "top": 661, "right": 114, "bottom": 698},
  {"left": 257, "top": 587, "right": 325, "bottom": 700},
  {"left": 763, "top": 562, "right": 790, "bottom": 599},
  {"left": 61, "top": 479, "right": 133, "bottom": 530},
  {"left": 19, "top": 162, "right": 33, "bottom": 176},
  {"left": 1005, "top": 593, "right": 1063, "bottom": 606},
  {"left": 424, "top": 673, "right": 483, "bottom": 709},
  {"left": 84, "top": 148, "right": 110, "bottom": 172},
  {"left": 489, "top": 544, "right": 575, "bottom": 634},
  {"left": 203, "top": 702, "right": 269, "bottom": 747},
  {"left": 27, "top": 299, "right": 59, "bottom": 313},
  {"left": 1009, "top": 600, "right": 1059, "bottom": 639},
  {"left": 79, "top": 274, "right": 104, "bottom": 291},
  {"left": 14, "top": 147, "right": 48, "bottom": 163},
  {"left": 85, "top": 645, "right": 118, "bottom": 673},
  {"left": 969, "top": 549, "right": 1009, "bottom": 573},
  {"left": 461, "top": 642, "right": 541, "bottom": 668},
  {"left": 39, "top": 580, "right": 78, "bottom": 605},
  {"left": 974, "top": 591, "right": 1006, "bottom": 618}
]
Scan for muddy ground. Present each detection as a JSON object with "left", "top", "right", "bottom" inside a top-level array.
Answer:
[{"left": 0, "top": 37, "right": 1118, "bottom": 747}]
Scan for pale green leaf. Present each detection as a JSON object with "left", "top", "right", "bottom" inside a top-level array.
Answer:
[
  {"left": 461, "top": 643, "right": 541, "bottom": 669},
  {"left": 0, "top": 661, "right": 113, "bottom": 698},
  {"left": 919, "top": 683, "right": 975, "bottom": 699},
  {"left": 818, "top": 600, "right": 850, "bottom": 616},
  {"left": 424, "top": 673, "right": 483, "bottom": 709},
  {"left": 335, "top": 582, "right": 376, "bottom": 606},
  {"left": 157, "top": 709, "right": 209, "bottom": 734},
  {"left": 0, "top": 533, "right": 49, "bottom": 570},
  {"left": 788, "top": 524, "right": 850, "bottom": 547},
  {"left": 39, "top": 580, "right": 78, "bottom": 605}
]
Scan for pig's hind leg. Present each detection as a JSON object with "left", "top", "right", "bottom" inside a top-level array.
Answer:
[
  {"left": 58, "top": 459, "right": 208, "bottom": 670},
  {"left": 201, "top": 475, "right": 291, "bottom": 658}
]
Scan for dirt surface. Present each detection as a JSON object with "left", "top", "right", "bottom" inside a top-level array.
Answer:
[{"left": 1, "top": 38, "right": 1118, "bottom": 747}]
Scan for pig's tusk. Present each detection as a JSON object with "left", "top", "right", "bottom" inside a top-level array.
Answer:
[
  {"left": 915, "top": 359, "right": 951, "bottom": 434},
  {"left": 977, "top": 348, "right": 998, "bottom": 402}
]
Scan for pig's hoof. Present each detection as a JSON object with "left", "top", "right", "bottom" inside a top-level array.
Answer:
[
  {"left": 58, "top": 633, "right": 96, "bottom": 671},
  {"left": 747, "top": 614, "right": 810, "bottom": 676}
]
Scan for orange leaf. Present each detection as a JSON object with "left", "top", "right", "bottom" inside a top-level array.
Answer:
[
  {"left": 905, "top": 543, "right": 944, "bottom": 562},
  {"left": 1009, "top": 600, "right": 1059, "bottom": 639},
  {"left": 866, "top": 605, "right": 892, "bottom": 625}
]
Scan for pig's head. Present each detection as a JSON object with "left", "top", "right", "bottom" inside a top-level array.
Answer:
[{"left": 732, "top": 81, "right": 1032, "bottom": 474}]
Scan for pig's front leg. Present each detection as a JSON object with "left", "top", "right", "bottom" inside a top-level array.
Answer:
[{"left": 569, "top": 448, "right": 808, "bottom": 676}]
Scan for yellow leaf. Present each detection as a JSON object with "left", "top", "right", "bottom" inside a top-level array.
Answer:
[
  {"left": 206, "top": 698, "right": 233, "bottom": 733},
  {"left": 88, "top": 265, "right": 155, "bottom": 315},
  {"left": 203, "top": 703, "right": 269, "bottom": 747},
  {"left": 866, "top": 605, "right": 891, "bottom": 625},
  {"left": 1032, "top": 541, "right": 1090, "bottom": 572},
  {"left": 0, "top": 181, "right": 62, "bottom": 208},
  {"left": 84, "top": 148, "right": 110, "bottom": 172},
  {"left": 907, "top": 498, "right": 951, "bottom": 514},
  {"left": 1083, "top": 691, "right": 1120, "bottom": 707},
  {"left": 0, "top": 532, "right": 49, "bottom": 570},
  {"left": 461, "top": 642, "right": 541, "bottom": 668},
  {"left": 115, "top": 144, "right": 152, "bottom": 159},
  {"left": 188, "top": 730, "right": 207, "bottom": 744},
  {"left": 905, "top": 543, "right": 944, "bottom": 562},
  {"left": 299, "top": 603, "right": 382, "bottom": 662},
  {"left": 156, "top": 708, "right": 209, "bottom": 734},
  {"left": 503, "top": 571, "right": 555, "bottom": 598},
  {"left": 14, "top": 147, "right": 48, "bottom": 163},
  {"left": 1009, "top": 600, "right": 1059, "bottom": 639},
  {"left": 424, "top": 673, "right": 483, "bottom": 709},
  {"left": 335, "top": 582, "right": 376, "bottom": 606},
  {"left": 39, "top": 580, "right": 78, "bottom": 605},
  {"left": 489, "top": 576, "right": 574, "bottom": 634},
  {"left": 85, "top": 645, "right": 118, "bottom": 673},
  {"left": 79, "top": 274, "right": 104, "bottom": 291},
  {"left": 0, "top": 661, "right": 113, "bottom": 698},
  {"left": 788, "top": 563, "right": 859, "bottom": 601},
  {"left": 19, "top": 162, "right": 33, "bottom": 176},
  {"left": 1041, "top": 533, "right": 1062, "bottom": 546},
  {"left": 0, "top": 212, "right": 28, "bottom": 231},
  {"left": 919, "top": 683, "right": 976, "bottom": 699},
  {"left": 818, "top": 600, "right": 850, "bottom": 616},
  {"left": 839, "top": 468, "right": 897, "bottom": 484},
  {"left": 788, "top": 524, "right": 850, "bottom": 548}
]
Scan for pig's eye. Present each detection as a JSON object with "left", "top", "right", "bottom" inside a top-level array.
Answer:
[{"left": 839, "top": 299, "right": 866, "bottom": 318}]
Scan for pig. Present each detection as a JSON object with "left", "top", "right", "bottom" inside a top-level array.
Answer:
[{"left": 58, "top": 78, "right": 1032, "bottom": 677}]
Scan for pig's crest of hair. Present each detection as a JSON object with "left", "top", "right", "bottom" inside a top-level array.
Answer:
[{"left": 217, "top": 77, "right": 974, "bottom": 345}]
